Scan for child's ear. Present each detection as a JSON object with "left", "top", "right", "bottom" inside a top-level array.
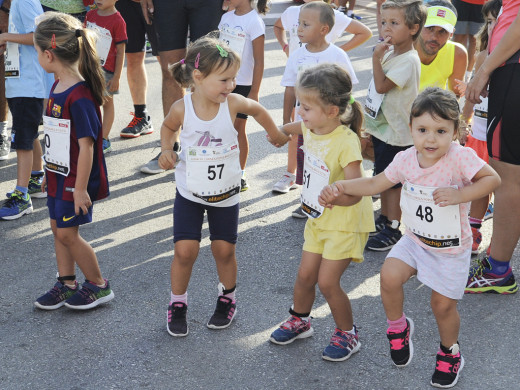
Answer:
[
  {"left": 320, "top": 24, "right": 330, "bottom": 36},
  {"left": 410, "top": 23, "right": 420, "bottom": 38},
  {"left": 328, "top": 105, "right": 340, "bottom": 118},
  {"left": 193, "top": 69, "right": 203, "bottom": 82}
]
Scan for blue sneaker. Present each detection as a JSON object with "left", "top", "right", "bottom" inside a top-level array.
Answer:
[
  {"left": 34, "top": 281, "right": 79, "bottom": 310},
  {"left": 322, "top": 326, "right": 361, "bottom": 362},
  {"left": 270, "top": 315, "right": 313, "bottom": 345},
  {"left": 0, "top": 190, "right": 33, "bottom": 220},
  {"left": 64, "top": 279, "right": 115, "bottom": 310},
  {"left": 103, "top": 138, "right": 112, "bottom": 154},
  {"left": 28, "top": 174, "right": 47, "bottom": 198},
  {"left": 465, "top": 257, "right": 518, "bottom": 294},
  {"left": 366, "top": 222, "right": 402, "bottom": 251},
  {"left": 484, "top": 202, "right": 494, "bottom": 220}
]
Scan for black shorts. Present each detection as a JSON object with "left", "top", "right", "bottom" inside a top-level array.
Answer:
[
  {"left": 173, "top": 190, "right": 239, "bottom": 244},
  {"left": 7, "top": 97, "right": 43, "bottom": 150},
  {"left": 452, "top": 0, "right": 484, "bottom": 35},
  {"left": 116, "top": 0, "right": 159, "bottom": 56},
  {"left": 487, "top": 63, "right": 520, "bottom": 165},
  {"left": 232, "top": 85, "right": 252, "bottom": 120},
  {"left": 154, "top": 0, "right": 224, "bottom": 52},
  {"left": 372, "top": 136, "right": 411, "bottom": 189}
]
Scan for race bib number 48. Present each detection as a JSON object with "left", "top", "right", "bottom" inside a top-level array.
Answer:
[{"left": 400, "top": 181, "right": 461, "bottom": 249}]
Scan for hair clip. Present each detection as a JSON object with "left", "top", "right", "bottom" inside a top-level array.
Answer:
[
  {"left": 51, "top": 34, "right": 56, "bottom": 49},
  {"left": 179, "top": 59, "right": 185, "bottom": 64},
  {"left": 194, "top": 53, "right": 200, "bottom": 69},
  {"left": 349, "top": 95, "right": 355, "bottom": 104},
  {"left": 216, "top": 44, "right": 228, "bottom": 58},
  {"left": 75, "top": 29, "right": 82, "bottom": 38}
]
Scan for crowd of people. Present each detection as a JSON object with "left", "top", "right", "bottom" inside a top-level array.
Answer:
[{"left": 1, "top": 0, "right": 519, "bottom": 388}]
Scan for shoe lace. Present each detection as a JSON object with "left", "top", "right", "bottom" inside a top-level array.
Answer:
[
  {"left": 214, "top": 296, "right": 232, "bottom": 314},
  {"left": 127, "top": 113, "right": 142, "bottom": 128},
  {"left": 469, "top": 259, "right": 487, "bottom": 280},
  {"left": 2, "top": 191, "right": 24, "bottom": 207}
]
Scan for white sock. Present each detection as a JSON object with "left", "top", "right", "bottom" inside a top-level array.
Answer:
[{"left": 171, "top": 291, "right": 188, "bottom": 305}]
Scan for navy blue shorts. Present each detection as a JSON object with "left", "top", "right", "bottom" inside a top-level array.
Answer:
[
  {"left": 233, "top": 85, "right": 252, "bottom": 120},
  {"left": 154, "top": 0, "right": 223, "bottom": 52},
  {"left": 7, "top": 97, "right": 43, "bottom": 150},
  {"left": 47, "top": 196, "right": 93, "bottom": 228},
  {"left": 116, "top": 0, "right": 159, "bottom": 56},
  {"left": 373, "top": 136, "right": 411, "bottom": 189},
  {"left": 173, "top": 190, "right": 239, "bottom": 244}
]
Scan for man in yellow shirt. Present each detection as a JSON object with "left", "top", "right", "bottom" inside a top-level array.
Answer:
[{"left": 415, "top": 0, "right": 468, "bottom": 95}]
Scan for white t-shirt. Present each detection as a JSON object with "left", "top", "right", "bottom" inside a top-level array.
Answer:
[
  {"left": 219, "top": 9, "right": 265, "bottom": 86},
  {"left": 176, "top": 94, "right": 240, "bottom": 207},
  {"left": 281, "top": 43, "right": 358, "bottom": 86},
  {"left": 280, "top": 5, "right": 352, "bottom": 55}
]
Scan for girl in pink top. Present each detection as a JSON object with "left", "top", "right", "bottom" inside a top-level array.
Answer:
[{"left": 319, "top": 87, "right": 500, "bottom": 388}]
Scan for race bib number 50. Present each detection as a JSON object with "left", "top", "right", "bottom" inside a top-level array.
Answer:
[{"left": 43, "top": 116, "right": 71, "bottom": 176}]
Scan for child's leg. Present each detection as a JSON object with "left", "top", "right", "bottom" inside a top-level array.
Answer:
[
  {"left": 54, "top": 225, "right": 104, "bottom": 286},
  {"left": 293, "top": 250, "right": 322, "bottom": 314},
  {"left": 317, "top": 258, "right": 352, "bottom": 330},
  {"left": 380, "top": 187, "right": 402, "bottom": 222},
  {"left": 287, "top": 134, "right": 298, "bottom": 174},
  {"left": 32, "top": 138, "right": 44, "bottom": 172},
  {"left": 16, "top": 149, "right": 32, "bottom": 189},
  {"left": 102, "top": 96, "right": 115, "bottom": 140},
  {"left": 469, "top": 195, "right": 490, "bottom": 221},
  {"left": 380, "top": 257, "right": 416, "bottom": 320},
  {"left": 431, "top": 290, "right": 460, "bottom": 348},
  {"left": 170, "top": 240, "right": 200, "bottom": 295},
  {"left": 234, "top": 117, "right": 248, "bottom": 170},
  {"left": 50, "top": 219, "right": 75, "bottom": 278},
  {"left": 211, "top": 240, "right": 237, "bottom": 290}
]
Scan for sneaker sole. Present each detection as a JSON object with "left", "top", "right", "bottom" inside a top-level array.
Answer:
[
  {"left": 34, "top": 300, "right": 66, "bottom": 310},
  {"left": 64, "top": 291, "right": 115, "bottom": 310},
  {"left": 0, "top": 206, "right": 33, "bottom": 220},
  {"left": 269, "top": 327, "right": 314, "bottom": 345},
  {"left": 207, "top": 308, "right": 237, "bottom": 330},
  {"left": 322, "top": 341, "right": 361, "bottom": 362},
  {"left": 140, "top": 167, "right": 166, "bottom": 174},
  {"left": 430, "top": 355, "right": 464, "bottom": 388},
  {"left": 365, "top": 243, "right": 396, "bottom": 251},
  {"left": 0, "top": 155, "right": 9, "bottom": 161},
  {"left": 393, "top": 318, "right": 414, "bottom": 368},
  {"left": 272, "top": 184, "right": 299, "bottom": 194},
  {"left": 464, "top": 283, "right": 518, "bottom": 294},
  {"left": 29, "top": 192, "right": 47, "bottom": 199},
  {"left": 120, "top": 128, "right": 154, "bottom": 138}
]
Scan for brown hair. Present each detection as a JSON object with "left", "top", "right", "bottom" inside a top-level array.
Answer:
[
  {"left": 382, "top": 0, "right": 427, "bottom": 41},
  {"left": 477, "top": 0, "right": 502, "bottom": 51},
  {"left": 410, "top": 87, "right": 460, "bottom": 136},
  {"left": 170, "top": 35, "right": 240, "bottom": 88},
  {"left": 296, "top": 63, "right": 363, "bottom": 136},
  {"left": 255, "top": 0, "right": 270, "bottom": 14},
  {"left": 301, "top": 1, "right": 335, "bottom": 31},
  {"left": 34, "top": 12, "right": 106, "bottom": 105}
]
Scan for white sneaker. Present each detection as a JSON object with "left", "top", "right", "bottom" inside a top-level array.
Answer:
[
  {"left": 272, "top": 173, "right": 298, "bottom": 194},
  {"left": 0, "top": 128, "right": 9, "bottom": 161}
]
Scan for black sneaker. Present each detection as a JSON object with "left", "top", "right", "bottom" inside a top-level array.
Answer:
[
  {"left": 366, "top": 223, "right": 402, "bottom": 251},
  {"left": 120, "top": 113, "right": 153, "bottom": 138},
  {"left": 207, "top": 296, "right": 236, "bottom": 329},
  {"left": 240, "top": 177, "right": 249, "bottom": 192},
  {"left": 431, "top": 345, "right": 464, "bottom": 388},
  {"left": 167, "top": 302, "right": 188, "bottom": 337},
  {"left": 370, "top": 214, "right": 389, "bottom": 237},
  {"left": 386, "top": 317, "right": 414, "bottom": 367}
]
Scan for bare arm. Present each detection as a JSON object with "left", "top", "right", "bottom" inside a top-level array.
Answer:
[
  {"left": 140, "top": 0, "right": 154, "bottom": 25},
  {"left": 273, "top": 18, "right": 289, "bottom": 57},
  {"left": 432, "top": 164, "right": 501, "bottom": 206},
  {"left": 448, "top": 45, "right": 468, "bottom": 96},
  {"left": 282, "top": 86, "right": 296, "bottom": 124},
  {"left": 324, "top": 161, "right": 364, "bottom": 207},
  {"left": 158, "top": 100, "right": 184, "bottom": 170},
  {"left": 372, "top": 37, "right": 397, "bottom": 94},
  {"left": 248, "top": 35, "right": 265, "bottom": 102},
  {"left": 0, "top": 32, "right": 34, "bottom": 47},
  {"left": 74, "top": 137, "right": 94, "bottom": 216},
  {"left": 338, "top": 20, "right": 372, "bottom": 52},
  {"left": 107, "top": 43, "right": 126, "bottom": 93}
]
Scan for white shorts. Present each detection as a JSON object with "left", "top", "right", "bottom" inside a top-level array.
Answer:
[{"left": 387, "top": 235, "right": 471, "bottom": 300}]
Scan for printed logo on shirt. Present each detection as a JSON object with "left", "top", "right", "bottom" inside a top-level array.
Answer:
[{"left": 52, "top": 104, "right": 62, "bottom": 118}]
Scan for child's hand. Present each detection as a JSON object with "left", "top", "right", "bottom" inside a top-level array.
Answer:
[
  {"left": 318, "top": 182, "right": 343, "bottom": 209},
  {"left": 73, "top": 189, "right": 92, "bottom": 216},
  {"left": 267, "top": 130, "right": 290, "bottom": 148},
  {"left": 373, "top": 36, "right": 391, "bottom": 61},
  {"left": 458, "top": 121, "right": 470, "bottom": 145},
  {"left": 454, "top": 79, "right": 467, "bottom": 97},
  {"left": 41, "top": 174, "right": 47, "bottom": 194},
  {"left": 432, "top": 187, "right": 462, "bottom": 207},
  {"left": 158, "top": 150, "right": 176, "bottom": 170},
  {"left": 107, "top": 79, "right": 119, "bottom": 93}
]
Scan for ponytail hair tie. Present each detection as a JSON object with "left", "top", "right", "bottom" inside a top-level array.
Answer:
[
  {"left": 75, "top": 29, "right": 82, "bottom": 38},
  {"left": 179, "top": 59, "right": 185, "bottom": 64},
  {"left": 349, "top": 95, "right": 355, "bottom": 104},
  {"left": 51, "top": 34, "right": 56, "bottom": 49},
  {"left": 194, "top": 53, "right": 200, "bottom": 69}
]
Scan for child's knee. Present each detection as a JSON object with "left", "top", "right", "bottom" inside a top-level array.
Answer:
[
  {"left": 55, "top": 228, "right": 78, "bottom": 247},
  {"left": 431, "top": 295, "right": 457, "bottom": 317},
  {"left": 317, "top": 278, "right": 340, "bottom": 298}
]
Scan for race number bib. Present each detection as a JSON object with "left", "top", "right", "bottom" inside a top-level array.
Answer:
[
  {"left": 400, "top": 181, "right": 461, "bottom": 249},
  {"left": 43, "top": 116, "right": 71, "bottom": 177},
  {"left": 86, "top": 21, "right": 112, "bottom": 66},
  {"left": 5, "top": 41, "right": 20, "bottom": 78},
  {"left": 364, "top": 79, "right": 384, "bottom": 119},
  {"left": 300, "top": 149, "right": 330, "bottom": 219},
  {"left": 474, "top": 96, "right": 488, "bottom": 119},
  {"left": 219, "top": 27, "right": 246, "bottom": 57},
  {"left": 186, "top": 143, "right": 241, "bottom": 204}
]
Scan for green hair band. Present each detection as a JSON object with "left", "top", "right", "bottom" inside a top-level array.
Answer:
[{"left": 216, "top": 44, "right": 228, "bottom": 58}]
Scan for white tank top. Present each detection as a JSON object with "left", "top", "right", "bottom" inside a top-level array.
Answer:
[{"left": 176, "top": 93, "right": 240, "bottom": 207}]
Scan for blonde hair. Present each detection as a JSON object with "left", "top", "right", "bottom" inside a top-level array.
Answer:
[
  {"left": 34, "top": 12, "right": 106, "bottom": 105},
  {"left": 170, "top": 35, "right": 240, "bottom": 88},
  {"left": 296, "top": 63, "right": 363, "bottom": 136}
]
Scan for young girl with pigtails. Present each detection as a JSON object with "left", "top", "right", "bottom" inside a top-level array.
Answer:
[
  {"left": 33, "top": 12, "right": 113, "bottom": 311},
  {"left": 158, "top": 36, "right": 288, "bottom": 337}
]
